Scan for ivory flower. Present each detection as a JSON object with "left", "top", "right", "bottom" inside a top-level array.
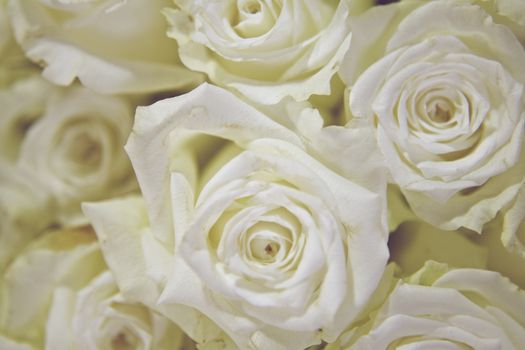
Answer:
[
  {"left": 164, "top": 0, "right": 358, "bottom": 104},
  {"left": 84, "top": 83, "right": 389, "bottom": 350},
  {"left": 334, "top": 261, "right": 525, "bottom": 349},
  {"left": 13, "top": 85, "right": 136, "bottom": 225},
  {"left": 342, "top": 1, "right": 525, "bottom": 236},
  {"left": 0, "top": 226, "right": 188, "bottom": 350}
]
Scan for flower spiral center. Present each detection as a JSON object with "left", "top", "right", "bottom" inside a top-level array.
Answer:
[
  {"left": 428, "top": 100, "right": 452, "bottom": 123},
  {"left": 110, "top": 328, "right": 138, "bottom": 350},
  {"left": 251, "top": 238, "right": 280, "bottom": 261},
  {"left": 241, "top": 0, "right": 261, "bottom": 14},
  {"left": 232, "top": 0, "right": 281, "bottom": 38}
]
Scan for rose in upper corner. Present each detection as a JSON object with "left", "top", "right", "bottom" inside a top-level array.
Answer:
[
  {"left": 341, "top": 1, "right": 525, "bottom": 240},
  {"left": 7, "top": 0, "right": 203, "bottom": 94},
  {"left": 329, "top": 261, "right": 525, "bottom": 349},
  {"left": 164, "top": 0, "right": 368, "bottom": 104},
  {"left": 0, "top": 226, "right": 189, "bottom": 350},
  {"left": 83, "top": 83, "right": 389, "bottom": 350}
]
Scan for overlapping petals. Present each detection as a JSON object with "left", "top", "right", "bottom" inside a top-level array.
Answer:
[
  {"left": 337, "top": 262, "right": 525, "bottom": 349},
  {"left": 15, "top": 85, "right": 136, "bottom": 224},
  {"left": 344, "top": 1, "right": 525, "bottom": 234},
  {"left": 84, "top": 84, "right": 389, "bottom": 350},
  {"left": 0, "top": 227, "right": 187, "bottom": 350},
  {"left": 165, "top": 0, "right": 355, "bottom": 103}
]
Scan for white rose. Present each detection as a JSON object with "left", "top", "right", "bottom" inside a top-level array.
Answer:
[
  {"left": 342, "top": 1, "right": 525, "bottom": 236},
  {"left": 164, "top": 0, "right": 361, "bottom": 104},
  {"left": 84, "top": 83, "right": 389, "bottom": 350},
  {"left": 0, "top": 226, "right": 189, "bottom": 350},
  {"left": 45, "top": 270, "right": 186, "bottom": 350},
  {"left": 7, "top": 0, "right": 203, "bottom": 94},
  {"left": 335, "top": 261, "right": 525, "bottom": 349},
  {"left": 13, "top": 84, "right": 136, "bottom": 225}
]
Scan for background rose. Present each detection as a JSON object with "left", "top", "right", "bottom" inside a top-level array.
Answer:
[
  {"left": 0, "top": 226, "right": 190, "bottom": 350},
  {"left": 0, "top": 74, "right": 138, "bottom": 270},
  {"left": 330, "top": 261, "right": 525, "bottom": 349},
  {"left": 7, "top": 0, "right": 203, "bottom": 94},
  {"left": 13, "top": 84, "right": 136, "bottom": 225},
  {"left": 84, "top": 83, "right": 389, "bottom": 350},
  {"left": 341, "top": 1, "right": 525, "bottom": 239},
  {"left": 164, "top": 0, "right": 368, "bottom": 104}
]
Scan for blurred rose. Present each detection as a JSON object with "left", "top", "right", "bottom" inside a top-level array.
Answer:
[
  {"left": 0, "top": 226, "right": 189, "bottom": 350},
  {"left": 7, "top": 0, "right": 203, "bottom": 94},
  {"left": 8, "top": 84, "right": 136, "bottom": 225}
]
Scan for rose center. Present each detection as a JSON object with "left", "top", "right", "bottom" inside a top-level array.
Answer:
[
  {"left": 427, "top": 100, "right": 452, "bottom": 123},
  {"left": 264, "top": 242, "right": 278, "bottom": 256},
  {"left": 110, "top": 328, "right": 138, "bottom": 350},
  {"left": 68, "top": 132, "right": 101, "bottom": 166},
  {"left": 241, "top": 0, "right": 261, "bottom": 14},
  {"left": 251, "top": 238, "right": 280, "bottom": 261}
]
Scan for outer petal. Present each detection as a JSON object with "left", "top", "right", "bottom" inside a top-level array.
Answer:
[
  {"left": 17, "top": 85, "right": 136, "bottom": 225},
  {"left": 165, "top": 0, "right": 353, "bottom": 103},
  {"left": 0, "top": 227, "right": 104, "bottom": 346},
  {"left": 501, "top": 182, "right": 525, "bottom": 258},
  {"left": 343, "top": 262, "right": 525, "bottom": 349}
]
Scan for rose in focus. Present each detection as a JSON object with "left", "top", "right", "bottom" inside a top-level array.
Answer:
[
  {"left": 164, "top": 0, "right": 367, "bottom": 104},
  {"left": 84, "top": 84, "right": 389, "bottom": 350},
  {"left": 329, "top": 261, "right": 525, "bottom": 349},
  {"left": 342, "top": 1, "right": 525, "bottom": 244}
]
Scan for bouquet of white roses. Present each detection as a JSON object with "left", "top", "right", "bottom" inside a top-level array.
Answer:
[{"left": 1, "top": 0, "right": 525, "bottom": 349}]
